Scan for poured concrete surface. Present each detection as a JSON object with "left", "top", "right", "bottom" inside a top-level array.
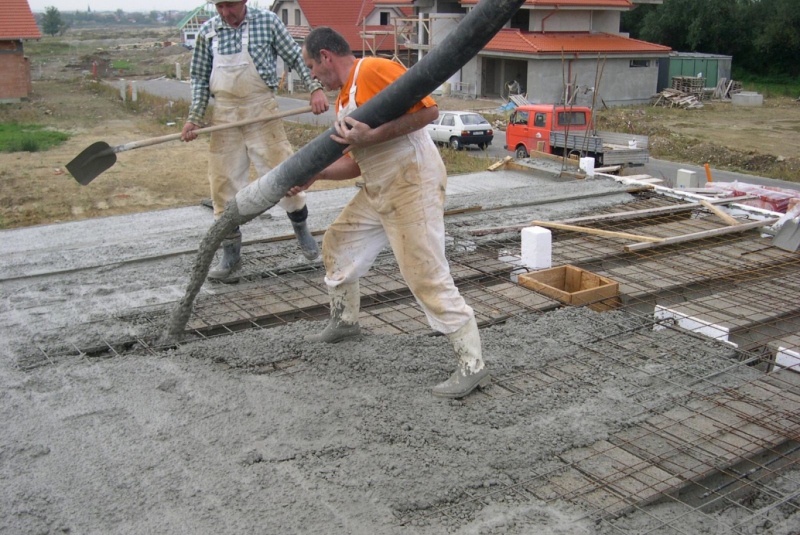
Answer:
[{"left": 1, "top": 171, "right": 799, "bottom": 534}]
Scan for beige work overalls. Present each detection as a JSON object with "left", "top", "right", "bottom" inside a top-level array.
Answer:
[
  {"left": 207, "top": 19, "right": 306, "bottom": 219},
  {"left": 322, "top": 59, "right": 473, "bottom": 334}
]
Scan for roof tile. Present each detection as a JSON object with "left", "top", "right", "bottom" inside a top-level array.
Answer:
[
  {"left": 0, "top": 0, "right": 41, "bottom": 40},
  {"left": 460, "top": 0, "right": 632, "bottom": 7},
  {"left": 485, "top": 29, "right": 670, "bottom": 55}
]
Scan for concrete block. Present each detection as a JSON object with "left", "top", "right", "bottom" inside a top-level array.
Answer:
[
  {"left": 732, "top": 91, "right": 763, "bottom": 107},
  {"left": 521, "top": 226, "right": 551, "bottom": 270},
  {"left": 675, "top": 169, "right": 699, "bottom": 189}
]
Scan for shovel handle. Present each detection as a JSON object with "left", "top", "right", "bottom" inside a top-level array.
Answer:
[{"left": 112, "top": 105, "right": 315, "bottom": 154}]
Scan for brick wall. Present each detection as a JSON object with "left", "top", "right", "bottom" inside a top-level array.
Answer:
[{"left": 0, "top": 40, "right": 30, "bottom": 101}]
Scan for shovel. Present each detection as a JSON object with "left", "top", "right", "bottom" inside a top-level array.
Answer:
[
  {"left": 66, "top": 105, "right": 313, "bottom": 185},
  {"left": 773, "top": 216, "right": 800, "bottom": 252}
]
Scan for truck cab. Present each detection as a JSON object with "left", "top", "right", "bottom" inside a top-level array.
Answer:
[{"left": 505, "top": 105, "right": 593, "bottom": 159}]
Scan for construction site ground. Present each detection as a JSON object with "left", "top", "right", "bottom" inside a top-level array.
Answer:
[{"left": 2, "top": 27, "right": 800, "bottom": 535}]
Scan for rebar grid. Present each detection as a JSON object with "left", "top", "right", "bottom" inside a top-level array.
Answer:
[{"left": 35, "top": 191, "right": 800, "bottom": 533}]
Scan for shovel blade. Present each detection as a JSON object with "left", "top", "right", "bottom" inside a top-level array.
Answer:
[
  {"left": 65, "top": 141, "right": 117, "bottom": 185},
  {"left": 773, "top": 218, "right": 800, "bottom": 252}
]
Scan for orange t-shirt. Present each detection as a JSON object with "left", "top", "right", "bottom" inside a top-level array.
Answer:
[{"left": 336, "top": 57, "right": 436, "bottom": 113}]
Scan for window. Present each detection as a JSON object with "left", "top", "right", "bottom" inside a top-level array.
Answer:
[
  {"left": 511, "top": 111, "right": 529, "bottom": 126},
  {"left": 460, "top": 114, "right": 488, "bottom": 125},
  {"left": 630, "top": 60, "right": 650, "bottom": 68},
  {"left": 441, "top": 114, "right": 455, "bottom": 127},
  {"left": 186, "top": 33, "right": 195, "bottom": 40},
  {"left": 380, "top": 12, "right": 390, "bottom": 25},
  {"left": 294, "top": 9, "right": 301, "bottom": 26},
  {"left": 534, "top": 113, "right": 546, "bottom": 127},
  {"left": 281, "top": 9, "right": 288, "bottom": 25},
  {"left": 557, "top": 112, "right": 587, "bottom": 126}
]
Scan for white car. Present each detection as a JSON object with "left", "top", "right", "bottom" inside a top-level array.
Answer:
[{"left": 426, "top": 111, "right": 494, "bottom": 150}]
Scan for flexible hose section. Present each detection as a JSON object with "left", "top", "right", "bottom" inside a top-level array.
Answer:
[{"left": 234, "top": 0, "right": 527, "bottom": 217}]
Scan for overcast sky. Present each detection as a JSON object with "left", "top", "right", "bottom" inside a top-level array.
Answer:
[{"left": 28, "top": 0, "right": 210, "bottom": 12}]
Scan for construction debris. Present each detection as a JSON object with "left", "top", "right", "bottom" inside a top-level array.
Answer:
[
  {"left": 712, "top": 77, "right": 743, "bottom": 100},
  {"left": 651, "top": 88, "right": 705, "bottom": 109}
]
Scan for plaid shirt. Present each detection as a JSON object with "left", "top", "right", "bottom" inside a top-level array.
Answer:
[{"left": 188, "top": 7, "right": 321, "bottom": 124}]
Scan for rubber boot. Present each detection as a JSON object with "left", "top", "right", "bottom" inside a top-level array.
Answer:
[
  {"left": 431, "top": 316, "right": 490, "bottom": 399},
  {"left": 287, "top": 206, "right": 320, "bottom": 260},
  {"left": 207, "top": 228, "right": 242, "bottom": 281},
  {"left": 305, "top": 281, "right": 361, "bottom": 343}
]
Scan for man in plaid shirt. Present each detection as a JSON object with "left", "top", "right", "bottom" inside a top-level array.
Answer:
[{"left": 182, "top": 0, "right": 329, "bottom": 280}]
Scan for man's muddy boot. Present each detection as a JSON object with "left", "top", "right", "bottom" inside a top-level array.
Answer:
[
  {"left": 287, "top": 206, "right": 319, "bottom": 260},
  {"left": 305, "top": 281, "right": 361, "bottom": 343},
  {"left": 208, "top": 228, "right": 242, "bottom": 281},
  {"left": 432, "top": 316, "right": 490, "bottom": 399}
]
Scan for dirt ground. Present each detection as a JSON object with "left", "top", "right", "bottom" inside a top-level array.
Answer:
[{"left": 2, "top": 27, "right": 799, "bottom": 229}]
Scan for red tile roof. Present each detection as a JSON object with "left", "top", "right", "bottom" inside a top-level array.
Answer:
[
  {"left": 461, "top": 0, "right": 632, "bottom": 7},
  {"left": 286, "top": 0, "right": 410, "bottom": 53},
  {"left": 286, "top": 25, "right": 311, "bottom": 40},
  {"left": 0, "top": 0, "right": 41, "bottom": 40},
  {"left": 485, "top": 29, "right": 670, "bottom": 55}
]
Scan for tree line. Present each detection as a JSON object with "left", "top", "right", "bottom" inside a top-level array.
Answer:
[
  {"left": 38, "top": 7, "right": 185, "bottom": 36},
  {"left": 622, "top": 0, "right": 800, "bottom": 79}
]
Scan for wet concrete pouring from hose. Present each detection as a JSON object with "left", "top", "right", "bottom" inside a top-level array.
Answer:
[{"left": 166, "top": 202, "right": 252, "bottom": 340}]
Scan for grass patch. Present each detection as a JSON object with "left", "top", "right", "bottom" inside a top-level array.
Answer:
[
  {"left": 0, "top": 123, "right": 70, "bottom": 153},
  {"left": 438, "top": 145, "right": 495, "bottom": 175},
  {"left": 111, "top": 59, "right": 134, "bottom": 71},
  {"left": 732, "top": 70, "right": 800, "bottom": 98}
]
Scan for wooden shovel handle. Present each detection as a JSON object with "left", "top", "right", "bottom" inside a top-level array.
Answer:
[{"left": 112, "top": 105, "right": 315, "bottom": 154}]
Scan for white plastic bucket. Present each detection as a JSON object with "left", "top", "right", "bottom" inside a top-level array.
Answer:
[{"left": 628, "top": 139, "right": 638, "bottom": 149}]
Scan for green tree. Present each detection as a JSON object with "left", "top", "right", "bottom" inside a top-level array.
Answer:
[
  {"left": 41, "top": 6, "right": 63, "bottom": 36},
  {"left": 749, "top": 0, "right": 800, "bottom": 76}
]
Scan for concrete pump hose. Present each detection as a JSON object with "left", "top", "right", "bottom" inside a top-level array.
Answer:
[{"left": 234, "top": 0, "right": 527, "bottom": 219}]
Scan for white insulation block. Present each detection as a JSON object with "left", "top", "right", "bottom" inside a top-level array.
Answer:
[{"left": 521, "top": 226, "right": 552, "bottom": 270}]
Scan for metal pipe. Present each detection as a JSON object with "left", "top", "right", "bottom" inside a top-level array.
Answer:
[{"left": 234, "top": 0, "right": 528, "bottom": 219}]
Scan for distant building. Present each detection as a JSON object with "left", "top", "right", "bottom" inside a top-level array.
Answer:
[
  {"left": 0, "top": 0, "right": 41, "bottom": 102},
  {"left": 270, "top": 0, "right": 414, "bottom": 89},
  {"left": 177, "top": 5, "right": 214, "bottom": 49}
]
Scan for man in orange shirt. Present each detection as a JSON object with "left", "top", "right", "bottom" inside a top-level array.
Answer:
[{"left": 294, "top": 27, "right": 490, "bottom": 399}]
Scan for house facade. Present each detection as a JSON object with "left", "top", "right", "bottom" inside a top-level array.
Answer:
[
  {"left": 271, "top": 0, "right": 414, "bottom": 88},
  {"left": 176, "top": 5, "right": 214, "bottom": 48},
  {"left": 408, "top": 0, "right": 670, "bottom": 105},
  {"left": 0, "top": 0, "right": 41, "bottom": 103}
]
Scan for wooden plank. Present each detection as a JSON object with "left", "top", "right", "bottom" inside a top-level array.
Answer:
[
  {"left": 557, "top": 195, "right": 760, "bottom": 226},
  {"left": 530, "top": 220, "right": 664, "bottom": 242},
  {"left": 487, "top": 155, "right": 512, "bottom": 171},
  {"left": 700, "top": 200, "right": 741, "bottom": 226},
  {"left": 624, "top": 218, "right": 779, "bottom": 252}
]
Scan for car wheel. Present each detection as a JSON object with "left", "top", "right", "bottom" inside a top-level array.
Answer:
[
  {"left": 449, "top": 137, "right": 462, "bottom": 151},
  {"left": 477, "top": 143, "right": 488, "bottom": 150},
  {"left": 515, "top": 145, "right": 528, "bottom": 159}
]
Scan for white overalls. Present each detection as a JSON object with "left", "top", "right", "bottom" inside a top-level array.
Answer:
[
  {"left": 207, "top": 20, "right": 306, "bottom": 219},
  {"left": 322, "top": 59, "right": 474, "bottom": 334}
]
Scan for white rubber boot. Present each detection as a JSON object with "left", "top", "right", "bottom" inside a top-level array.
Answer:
[
  {"left": 207, "top": 228, "right": 242, "bottom": 281},
  {"left": 305, "top": 282, "right": 361, "bottom": 343},
  {"left": 431, "top": 316, "right": 490, "bottom": 399}
]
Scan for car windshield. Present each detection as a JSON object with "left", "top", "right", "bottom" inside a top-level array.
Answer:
[{"left": 460, "top": 114, "right": 488, "bottom": 126}]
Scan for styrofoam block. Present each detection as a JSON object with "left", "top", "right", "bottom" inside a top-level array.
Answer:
[
  {"left": 654, "top": 305, "right": 737, "bottom": 347},
  {"left": 676, "top": 169, "right": 699, "bottom": 189},
  {"left": 776, "top": 346, "right": 800, "bottom": 374},
  {"left": 521, "top": 226, "right": 551, "bottom": 270},
  {"left": 579, "top": 157, "right": 595, "bottom": 176}
]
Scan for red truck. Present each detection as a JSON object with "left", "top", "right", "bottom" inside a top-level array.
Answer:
[{"left": 504, "top": 104, "right": 649, "bottom": 168}]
